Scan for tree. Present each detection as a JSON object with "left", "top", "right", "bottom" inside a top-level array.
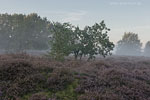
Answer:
[
  {"left": 71, "top": 26, "right": 86, "bottom": 60},
  {"left": 116, "top": 32, "right": 142, "bottom": 56},
  {"left": 72, "top": 21, "right": 114, "bottom": 60},
  {"left": 0, "top": 13, "right": 13, "bottom": 50},
  {"left": 49, "top": 21, "right": 114, "bottom": 61},
  {"left": 48, "top": 22, "right": 75, "bottom": 61},
  {"left": 144, "top": 41, "right": 150, "bottom": 56},
  {"left": 22, "top": 13, "right": 50, "bottom": 50},
  {"left": 0, "top": 13, "right": 50, "bottom": 52}
]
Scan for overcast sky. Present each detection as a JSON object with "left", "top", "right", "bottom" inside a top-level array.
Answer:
[{"left": 0, "top": 0, "right": 150, "bottom": 45}]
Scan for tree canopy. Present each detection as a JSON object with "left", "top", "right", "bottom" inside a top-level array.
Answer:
[
  {"left": 48, "top": 22, "right": 75, "bottom": 61},
  {"left": 0, "top": 13, "right": 114, "bottom": 59},
  {"left": 49, "top": 21, "right": 114, "bottom": 61},
  {"left": 144, "top": 41, "right": 150, "bottom": 56},
  {"left": 116, "top": 32, "right": 142, "bottom": 56},
  {"left": 0, "top": 13, "right": 50, "bottom": 52}
]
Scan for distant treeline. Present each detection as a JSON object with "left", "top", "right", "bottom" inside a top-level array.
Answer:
[
  {"left": 0, "top": 13, "right": 150, "bottom": 59},
  {"left": 115, "top": 32, "right": 150, "bottom": 57},
  {"left": 0, "top": 13, "right": 50, "bottom": 52},
  {"left": 0, "top": 13, "right": 115, "bottom": 60}
]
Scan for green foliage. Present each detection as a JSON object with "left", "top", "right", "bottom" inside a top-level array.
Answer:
[
  {"left": 48, "top": 22, "right": 75, "bottom": 61},
  {"left": 55, "top": 79, "right": 79, "bottom": 100},
  {"left": 23, "top": 80, "right": 79, "bottom": 100},
  {"left": 46, "top": 68, "right": 74, "bottom": 92},
  {"left": 116, "top": 32, "right": 142, "bottom": 56},
  {"left": 0, "top": 13, "right": 113, "bottom": 59},
  {"left": 77, "top": 21, "right": 114, "bottom": 60},
  {"left": 49, "top": 21, "right": 114, "bottom": 61}
]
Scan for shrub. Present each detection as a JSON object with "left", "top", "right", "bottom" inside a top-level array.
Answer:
[
  {"left": 47, "top": 68, "right": 74, "bottom": 91},
  {"left": 4, "top": 73, "right": 46, "bottom": 98},
  {"left": 29, "top": 93, "right": 48, "bottom": 100},
  {"left": 76, "top": 68, "right": 150, "bottom": 100},
  {"left": 1, "top": 54, "right": 150, "bottom": 100},
  {"left": 0, "top": 60, "right": 36, "bottom": 81},
  {"left": 78, "top": 91, "right": 121, "bottom": 100}
]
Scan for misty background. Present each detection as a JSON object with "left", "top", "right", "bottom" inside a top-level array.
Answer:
[{"left": 0, "top": 0, "right": 150, "bottom": 56}]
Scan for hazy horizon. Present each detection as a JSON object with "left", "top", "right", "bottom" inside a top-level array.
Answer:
[{"left": 0, "top": 0, "right": 150, "bottom": 45}]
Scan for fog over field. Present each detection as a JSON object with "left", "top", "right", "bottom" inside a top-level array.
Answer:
[{"left": 0, "top": 0, "right": 150, "bottom": 100}]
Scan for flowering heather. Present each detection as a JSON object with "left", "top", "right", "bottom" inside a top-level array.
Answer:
[{"left": 1, "top": 54, "right": 150, "bottom": 100}]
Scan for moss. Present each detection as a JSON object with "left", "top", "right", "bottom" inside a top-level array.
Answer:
[
  {"left": 21, "top": 79, "right": 79, "bottom": 100},
  {"left": 40, "top": 68, "right": 54, "bottom": 78},
  {"left": 22, "top": 93, "right": 33, "bottom": 100},
  {"left": 55, "top": 79, "right": 79, "bottom": 100}
]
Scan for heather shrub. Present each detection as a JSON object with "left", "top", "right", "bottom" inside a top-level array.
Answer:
[
  {"left": 0, "top": 60, "right": 36, "bottom": 81},
  {"left": 46, "top": 68, "right": 74, "bottom": 91},
  {"left": 0, "top": 54, "right": 50, "bottom": 99},
  {"left": 1, "top": 54, "right": 150, "bottom": 100},
  {"left": 78, "top": 91, "right": 121, "bottom": 100},
  {"left": 76, "top": 68, "right": 150, "bottom": 100},
  {"left": 3, "top": 73, "right": 46, "bottom": 99},
  {"left": 54, "top": 79, "right": 79, "bottom": 100},
  {"left": 29, "top": 93, "right": 48, "bottom": 100}
]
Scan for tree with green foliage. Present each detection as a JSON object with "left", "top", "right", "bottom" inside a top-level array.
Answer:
[
  {"left": 144, "top": 41, "right": 150, "bottom": 56},
  {"left": 72, "top": 21, "right": 114, "bottom": 60},
  {"left": 48, "top": 22, "right": 75, "bottom": 61},
  {"left": 82, "top": 21, "right": 114, "bottom": 60},
  {"left": 49, "top": 21, "right": 114, "bottom": 61},
  {"left": 71, "top": 26, "right": 84, "bottom": 60},
  {"left": 116, "top": 32, "right": 142, "bottom": 56}
]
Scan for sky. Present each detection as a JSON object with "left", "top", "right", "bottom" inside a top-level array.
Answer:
[{"left": 0, "top": 0, "right": 150, "bottom": 45}]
